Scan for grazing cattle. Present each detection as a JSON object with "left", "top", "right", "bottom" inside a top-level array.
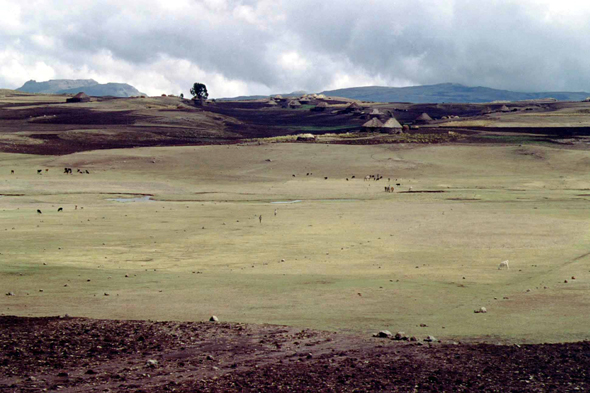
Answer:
[
  {"left": 498, "top": 260, "right": 510, "bottom": 270},
  {"left": 396, "top": 183, "right": 401, "bottom": 186},
  {"left": 324, "top": 177, "right": 328, "bottom": 180},
  {"left": 259, "top": 215, "right": 262, "bottom": 224},
  {"left": 409, "top": 186, "right": 413, "bottom": 192},
  {"left": 274, "top": 209, "right": 277, "bottom": 216},
  {"left": 57, "top": 207, "right": 63, "bottom": 212},
  {"left": 346, "top": 178, "right": 349, "bottom": 181},
  {"left": 10, "top": 170, "right": 14, "bottom": 174},
  {"left": 351, "top": 176, "right": 355, "bottom": 179},
  {"left": 365, "top": 176, "right": 370, "bottom": 181},
  {"left": 45, "top": 169, "right": 48, "bottom": 172},
  {"left": 85, "top": 170, "right": 89, "bottom": 174},
  {"left": 37, "top": 170, "right": 42, "bottom": 174},
  {"left": 37, "top": 209, "right": 42, "bottom": 214}
]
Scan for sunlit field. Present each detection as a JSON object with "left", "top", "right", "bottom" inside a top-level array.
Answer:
[{"left": 1, "top": 143, "right": 589, "bottom": 343}]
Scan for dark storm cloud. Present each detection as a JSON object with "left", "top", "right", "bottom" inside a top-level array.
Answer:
[{"left": 2, "top": 0, "right": 590, "bottom": 96}]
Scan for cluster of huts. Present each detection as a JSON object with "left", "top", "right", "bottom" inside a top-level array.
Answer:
[{"left": 266, "top": 94, "right": 443, "bottom": 134}]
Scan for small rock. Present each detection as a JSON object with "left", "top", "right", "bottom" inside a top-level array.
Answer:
[
  {"left": 281, "top": 259, "right": 285, "bottom": 262},
  {"left": 374, "top": 330, "right": 392, "bottom": 338},
  {"left": 572, "top": 276, "right": 576, "bottom": 280},
  {"left": 409, "top": 336, "right": 418, "bottom": 342},
  {"left": 394, "top": 332, "right": 407, "bottom": 341},
  {"left": 146, "top": 359, "right": 158, "bottom": 367},
  {"left": 475, "top": 307, "right": 487, "bottom": 314},
  {"left": 5, "top": 292, "right": 14, "bottom": 296},
  {"left": 206, "top": 355, "right": 215, "bottom": 361},
  {"left": 564, "top": 280, "right": 568, "bottom": 283},
  {"left": 424, "top": 335, "right": 437, "bottom": 342},
  {"left": 209, "top": 315, "right": 219, "bottom": 322},
  {"left": 39, "top": 289, "right": 44, "bottom": 292},
  {"left": 104, "top": 293, "right": 110, "bottom": 296},
  {"left": 419, "top": 323, "right": 428, "bottom": 327}
]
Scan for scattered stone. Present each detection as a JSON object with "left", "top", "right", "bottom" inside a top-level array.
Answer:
[
  {"left": 39, "top": 289, "right": 43, "bottom": 292},
  {"left": 281, "top": 259, "right": 285, "bottom": 262},
  {"left": 374, "top": 330, "right": 392, "bottom": 338},
  {"left": 475, "top": 307, "right": 487, "bottom": 314},
  {"left": 394, "top": 332, "right": 408, "bottom": 341},
  {"left": 6, "top": 292, "right": 14, "bottom": 296},
  {"left": 104, "top": 293, "right": 110, "bottom": 296},
  {"left": 206, "top": 355, "right": 215, "bottom": 361},
  {"left": 564, "top": 280, "right": 568, "bottom": 283},
  {"left": 424, "top": 335, "right": 437, "bottom": 342},
  {"left": 209, "top": 315, "right": 219, "bottom": 322},
  {"left": 146, "top": 359, "right": 158, "bottom": 367},
  {"left": 409, "top": 336, "right": 418, "bottom": 342},
  {"left": 572, "top": 276, "right": 576, "bottom": 280},
  {"left": 419, "top": 324, "right": 428, "bottom": 327}
]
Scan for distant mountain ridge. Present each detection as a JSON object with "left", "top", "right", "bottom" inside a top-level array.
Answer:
[
  {"left": 17, "top": 79, "right": 145, "bottom": 97},
  {"left": 320, "top": 83, "right": 590, "bottom": 103}
]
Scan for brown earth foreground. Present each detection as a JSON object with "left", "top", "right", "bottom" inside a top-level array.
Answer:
[{"left": 0, "top": 316, "right": 588, "bottom": 392}]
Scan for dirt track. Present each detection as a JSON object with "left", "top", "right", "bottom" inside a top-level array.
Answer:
[{"left": 0, "top": 316, "right": 588, "bottom": 392}]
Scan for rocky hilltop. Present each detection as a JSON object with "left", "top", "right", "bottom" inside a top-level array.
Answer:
[{"left": 17, "top": 79, "right": 145, "bottom": 97}]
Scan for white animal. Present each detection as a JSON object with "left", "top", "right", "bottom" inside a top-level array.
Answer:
[{"left": 498, "top": 260, "right": 510, "bottom": 270}]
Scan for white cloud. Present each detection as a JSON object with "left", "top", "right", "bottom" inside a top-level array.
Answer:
[{"left": 2, "top": 0, "right": 590, "bottom": 96}]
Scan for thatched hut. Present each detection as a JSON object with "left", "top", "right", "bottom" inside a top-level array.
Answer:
[
  {"left": 267, "top": 99, "right": 278, "bottom": 106},
  {"left": 369, "top": 108, "right": 384, "bottom": 117},
  {"left": 382, "top": 117, "right": 403, "bottom": 134},
  {"left": 344, "top": 102, "right": 363, "bottom": 113},
  {"left": 285, "top": 100, "right": 302, "bottom": 108},
  {"left": 66, "top": 92, "right": 90, "bottom": 103},
  {"left": 362, "top": 117, "right": 383, "bottom": 132},
  {"left": 415, "top": 112, "right": 433, "bottom": 123},
  {"left": 311, "top": 101, "right": 328, "bottom": 112},
  {"left": 296, "top": 133, "right": 316, "bottom": 141},
  {"left": 500, "top": 105, "right": 510, "bottom": 112},
  {"left": 273, "top": 95, "right": 283, "bottom": 100}
]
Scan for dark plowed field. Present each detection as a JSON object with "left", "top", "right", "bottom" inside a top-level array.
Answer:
[{"left": 0, "top": 316, "right": 588, "bottom": 392}]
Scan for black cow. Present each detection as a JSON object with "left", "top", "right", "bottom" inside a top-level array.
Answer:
[
  {"left": 57, "top": 207, "right": 63, "bottom": 212},
  {"left": 37, "top": 209, "right": 42, "bottom": 214}
]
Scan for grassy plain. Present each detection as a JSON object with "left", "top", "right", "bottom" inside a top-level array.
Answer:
[{"left": 1, "top": 142, "right": 589, "bottom": 343}]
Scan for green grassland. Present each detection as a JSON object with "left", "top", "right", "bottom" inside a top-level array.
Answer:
[{"left": 1, "top": 143, "right": 589, "bottom": 343}]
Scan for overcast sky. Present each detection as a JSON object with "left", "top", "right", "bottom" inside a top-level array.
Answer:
[{"left": 2, "top": 0, "right": 590, "bottom": 98}]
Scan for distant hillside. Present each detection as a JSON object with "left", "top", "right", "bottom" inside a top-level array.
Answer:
[
  {"left": 320, "top": 83, "right": 590, "bottom": 103},
  {"left": 58, "top": 83, "right": 145, "bottom": 97},
  {"left": 218, "top": 91, "right": 306, "bottom": 101},
  {"left": 17, "top": 79, "right": 145, "bottom": 97}
]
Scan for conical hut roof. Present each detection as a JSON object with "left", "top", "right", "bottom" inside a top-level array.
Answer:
[
  {"left": 315, "top": 101, "right": 328, "bottom": 108},
  {"left": 273, "top": 94, "right": 283, "bottom": 99},
  {"left": 287, "top": 100, "right": 302, "bottom": 107},
  {"left": 267, "top": 99, "right": 278, "bottom": 106},
  {"left": 370, "top": 108, "right": 384, "bottom": 116},
  {"left": 500, "top": 105, "right": 510, "bottom": 112},
  {"left": 73, "top": 92, "right": 90, "bottom": 99},
  {"left": 382, "top": 117, "right": 402, "bottom": 129},
  {"left": 416, "top": 112, "right": 433, "bottom": 122},
  {"left": 66, "top": 92, "right": 90, "bottom": 103},
  {"left": 362, "top": 118, "right": 384, "bottom": 129},
  {"left": 347, "top": 102, "right": 362, "bottom": 110}
]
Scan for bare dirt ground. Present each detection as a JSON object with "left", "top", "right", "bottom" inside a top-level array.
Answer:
[{"left": 1, "top": 316, "right": 588, "bottom": 392}]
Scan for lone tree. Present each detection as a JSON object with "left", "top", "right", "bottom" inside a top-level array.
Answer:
[{"left": 190, "top": 83, "right": 208, "bottom": 105}]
